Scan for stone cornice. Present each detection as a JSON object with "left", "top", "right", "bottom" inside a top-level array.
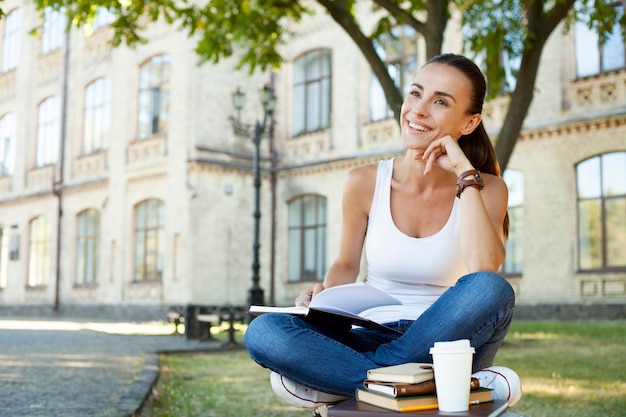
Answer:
[
  {"left": 518, "top": 109, "right": 626, "bottom": 141},
  {"left": 61, "top": 179, "right": 109, "bottom": 196},
  {"left": 0, "top": 191, "right": 56, "bottom": 207}
]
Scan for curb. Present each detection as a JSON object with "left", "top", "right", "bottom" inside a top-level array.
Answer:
[
  {"left": 119, "top": 342, "right": 245, "bottom": 416},
  {"left": 117, "top": 353, "right": 160, "bottom": 417}
]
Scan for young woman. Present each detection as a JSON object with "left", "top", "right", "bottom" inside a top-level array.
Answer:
[{"left": 245, "top": 53, "right": 521, "bottom": 413}]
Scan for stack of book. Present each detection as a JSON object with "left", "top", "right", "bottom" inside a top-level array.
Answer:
[{"left": 356, "top": 362, "right": 493, "bottom": 412}]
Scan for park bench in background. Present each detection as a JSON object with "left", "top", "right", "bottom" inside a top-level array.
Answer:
[{"left": 167, "top": 305, "right": 246, "bottom": 346}]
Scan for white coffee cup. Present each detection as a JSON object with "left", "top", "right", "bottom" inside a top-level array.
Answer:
[{"left": 429, "top": 339, "right": 476, "bottom": 412}]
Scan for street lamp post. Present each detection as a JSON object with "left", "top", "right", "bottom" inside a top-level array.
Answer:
[{"left": 230, "top": 84, "right": 276, "bottom": 314}]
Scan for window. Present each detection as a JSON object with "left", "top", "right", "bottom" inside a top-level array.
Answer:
[
  {"left": 36, "top": 96, "right": 61, "bottom": 166},
  {"left": 94, "top": 7, "right": 116, "bottom": 30},
  {"left": 41, "top": 7, "right": 65, "bottom": 54},
  {"left": 76, "top": 209, "right": 100, "bottom": 285},
  {"left": 138, "top": 55, "right": 170, "bottom": 139},
  {"left": 28, "top": 216, "right": 50, "bottom": 287},
  {"left": 134, "top": 199, "right": 164, "bottom": 281},
  {"left": 293, "top": 49, "right": 331, "bottom": 135},
  {"left": 370, "top": 25, "right": 419, "bottom": 121},
  {"left": 577, "top": 152, "right": 626, "bottom": 271},
  {"left": 288, "top": 195, "right": 327, "bottom": 282},
  {"left": 0, "top": 113, "right": 16, "bottom": 176},
  {"left": 575, "top": 2, "right": 625, "bottom": 77},
  {"left": 83, "top": 78, "right": 111, "bottom": 154},
  {"left": 0, "top": 224, "right": 5, "bottom": 289},
  {"left": 501, "top": 170, "right": 524, "bottom": 275},
  {"left": 2, "top": 8, "right": 22, "bottom": 72},
  {"left": 83, "top": 7, "right": 116, "bottom": 37}
]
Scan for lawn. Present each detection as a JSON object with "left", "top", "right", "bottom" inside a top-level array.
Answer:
[{"left": 139, "top": 321, "right": 626, "bottom": 417}]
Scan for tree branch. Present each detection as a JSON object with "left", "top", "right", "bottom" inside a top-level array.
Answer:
[{"left": 317, "top": 0, "right": 404, "bottom": 122}]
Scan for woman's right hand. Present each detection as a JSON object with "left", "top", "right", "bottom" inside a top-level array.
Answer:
[{"left": 295, "top": 283, "right": 325, "bottom": 306}]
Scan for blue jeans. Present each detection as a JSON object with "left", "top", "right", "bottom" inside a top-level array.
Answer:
[{"left": 245, "top": 272, "right": 515, "bottom": 397}]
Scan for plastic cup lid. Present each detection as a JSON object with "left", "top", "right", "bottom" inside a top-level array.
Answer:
[{"left": 429, "top": 339, "right": 475, "bottom": 354}]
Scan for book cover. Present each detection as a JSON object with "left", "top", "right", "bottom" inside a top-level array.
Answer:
[
  {"left": 248, "top": 282, "right": 402, "bottom": 333},
  {"left": 366, "top": 362, "right": 434, "bottom": 384},
  {"left": 364, "top": 377, "right": 481, "bottom": 398},
  {"left": 328, "top": 398, "right": 508, "bottom": 417},
  {"left": 355, "top": 388, "right": 494, "bottom": 412}
]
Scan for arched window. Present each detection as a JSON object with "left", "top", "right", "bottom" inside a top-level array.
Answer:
[
  {"left": 41, "top": 7, "right": 65, "bottom": 53},
  {"left": 134, "top": 199, "right": 164, "bottom": 281},
  {"left": 370, "top": 25, "right": 419, "bottom": 121},
  {"left": 575, "top": 2, "right": 625, "bottom": 77},
  {"left": 28, "top": 216, "right": 50, "bottom": 287},
  {"left": 137, "top": 55, "right": 170, "bottom": 139},
  {"left": 501, "top": 170, "right": 524, "bottom": 275},
  {"left": 577, "top": 152, "right": 626, "bottom": 270},
  {"left": 293, "top": 49, "right": 331, "bottom": 136},
  {"left": 0, "top": 224, "right": 5, "bottom": 289},
  {"left": 76, "top": 209, "right": 100, "bottom": 285},
  {"left": 2, "top": 8, "right": 22, "bottom": 72},
  {"left": 93, "top": 7, "right": 116, "bottom": 30},
  {"left": 36, "top": 96, "right": 61, "bottom": 166},
  {"left": 288, "top": 195, "right": 327, "bottom": 282},
  {"left": 83, "top": 77, "right": 111, "bottom": 154},
  {"left": 0, "top": 112, "right": 16, "bottom": 175}
]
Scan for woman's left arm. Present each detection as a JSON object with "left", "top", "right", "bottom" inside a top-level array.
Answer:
[
  {"left": 456, "top": 174, "right": 508, "bottom": 272},
  {"left": 420, "top": 135, "right": 508, "bottom": 272}
]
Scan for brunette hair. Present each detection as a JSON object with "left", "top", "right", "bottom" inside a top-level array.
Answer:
[{"left": 425, "top": 53, "right": 509, "bottom": 236}]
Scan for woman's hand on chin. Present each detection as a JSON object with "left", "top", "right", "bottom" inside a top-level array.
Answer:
[{"left": 420, "top": 135, "right": 472, "bottom": 176}]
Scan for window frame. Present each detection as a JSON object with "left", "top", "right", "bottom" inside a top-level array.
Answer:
[
  {"left": 287, "top": 194, "right": 327, "bottom": 282},
  {"left": 28, "top": 216, "right": 50, "bottom": 287},
  {"left": 501, "top": 169, "right": 524, "bottom": 277},
  {"left": 0, "top": 112, "right": 16, "bottom": 176},
  {"left": 94, "top": 7, "right": 116, "bottom": 30},
  {"left": 36, "top": 96, "right": 61, "bottom": 167},
  {"left": 292, "top": 49, "right": 332, "bottom": 136},
  {"left": 370, "top": 25, "right": 419, "bottom": 122},
  {"left": 133, "top": 199, "right": 165, "bottom": 282},
  {"left": 75, "top": 209, "right": 100, "bottom": 286},
  {"left": 2, "top": 8, "right": 22, "bottom": 72},
  {"left": 576, "top": 152, "right": 626, "bottom": 272},
  {"left": 41, "top": 7, "right": 65, "bottom": 54},
  {"left": 137, "top": 55, "right": 171, "bottom": 139},
  {"left": 83, "top": 77, "right": 111, "bottom": 154},
  {"left": 575, "top": 1, "right": 626, "bottom": 77},
  {"left": 0, "top": 224, "right": 6, "bottom": 289}
]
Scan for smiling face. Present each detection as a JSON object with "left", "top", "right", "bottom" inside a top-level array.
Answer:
[{"left": 400, "top": 63, "right": 481, "bottom": 152}]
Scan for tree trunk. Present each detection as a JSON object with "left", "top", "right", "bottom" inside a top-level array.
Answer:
[
  {"left": 495, "top": 0, "right": 575, "bottom": 170},
  {"left": 318, "top": 0, "right": 404, "bottom": 122},
  {"left": 424, "top": 0, "right": 449, "bottom": 59}
]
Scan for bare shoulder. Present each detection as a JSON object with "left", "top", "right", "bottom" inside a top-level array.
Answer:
[
  {"left": 346, "top": 163, "right": 378, "bottom": 186},
  {"left": 481, "top": 173, "right": 507, "bottom": 191},
  {"left": 481, "top": 173, "right": 508, "bottom": 204},
  {"left": 343, "top": 163, "right": 379, "bottom": 210}
]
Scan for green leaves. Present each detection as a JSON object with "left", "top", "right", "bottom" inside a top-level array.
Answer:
[
  {"left": 461, "top": 0, "right": 526, "bottom": 97},
  {"left": 28, "top": 0, "right": 310, "bottom": 71}
]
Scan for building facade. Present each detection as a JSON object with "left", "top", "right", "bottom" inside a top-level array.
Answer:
[{"left": 0, "top": 1, "right": 624, "bottom": 320}]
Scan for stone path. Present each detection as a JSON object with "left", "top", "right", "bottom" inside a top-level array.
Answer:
[{"left": 0, "top": 319, "right": 224, "bottom": 417}]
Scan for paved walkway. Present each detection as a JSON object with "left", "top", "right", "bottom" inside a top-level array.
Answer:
[{"left": 0, "top": 319, "right": 230, "bottom": 417}]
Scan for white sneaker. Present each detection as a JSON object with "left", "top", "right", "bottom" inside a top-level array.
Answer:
[
  {"left": 472, "top": 366, "right": 522, "bottom": 406},
  {"left": 270, "top": 372, "right": 348, "bottom": 409}
]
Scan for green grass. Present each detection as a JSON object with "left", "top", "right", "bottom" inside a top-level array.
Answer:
[
  {"left": 140, "top": 321, "right": 626, "bottom": 417},
  {"left": 496, "top": 321, "right": 626, "bottom": 417}
]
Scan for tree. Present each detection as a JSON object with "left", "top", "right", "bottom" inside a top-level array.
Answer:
[
  {"left": 23, "top": 0, "right": 625, "bottom": 170},
  {"left": 461, "top": 0, "right": 624, "bottom": 168}
]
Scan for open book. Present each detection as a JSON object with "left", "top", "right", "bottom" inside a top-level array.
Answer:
[{"left": 248, "top": 282, "right": 402, "bottom": 333}]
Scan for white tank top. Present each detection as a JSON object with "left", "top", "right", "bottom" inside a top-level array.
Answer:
[{"left": 362, "top": 159, "right": 468, "bottom": 323}]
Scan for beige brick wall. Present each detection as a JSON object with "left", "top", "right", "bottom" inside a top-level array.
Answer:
[{"left": 0, "top": 1, "right": 624, "bottom": 316}]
